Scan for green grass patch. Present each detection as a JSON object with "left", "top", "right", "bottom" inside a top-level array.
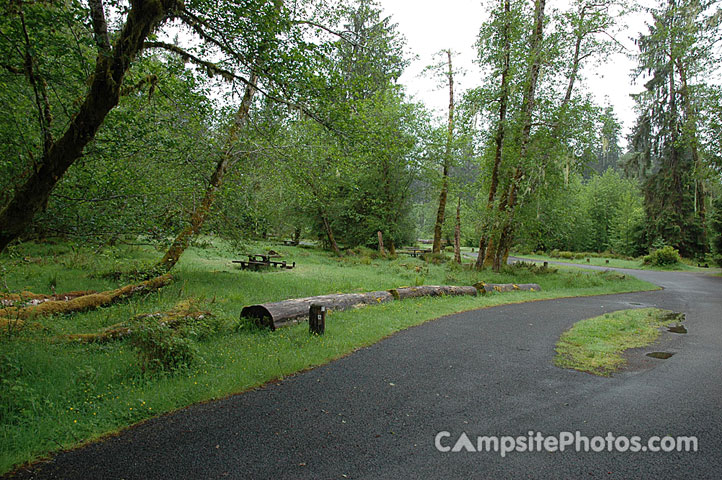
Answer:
[
  {"left": 0, "top": 238, "right": 658, "bottom": 474},
  {"left": 513, "top": 252, "right": 712, "bottom": 272},
  {"left": 554, "top": 308, "right": 682, "bottom": 376}
]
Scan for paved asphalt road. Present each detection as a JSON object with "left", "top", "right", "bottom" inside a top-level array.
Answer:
[{"left": 7, "top": 263, "right": 722, "bottom": 479}]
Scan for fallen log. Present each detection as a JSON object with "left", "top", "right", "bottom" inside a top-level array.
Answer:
[
  {"left": 473, "top": 282, "right": 541, "bottom": 294},
  {"left": 241, "top": 291, "right": 394, "bottom": 330},
  {"left": 0, "top": 274, "right": 172, "bottom": 320},
  {"left": 63, "top": 299, "right": 210, "bottom": 343},
  {"left": 388, "top": 285, "right": 478, "bottom": 300},
  {"left": 241, "top": 282, "right": 542, "bottom": 330},
  {"left": 0, "top": 290, "right": 96, "bottom": 307}
]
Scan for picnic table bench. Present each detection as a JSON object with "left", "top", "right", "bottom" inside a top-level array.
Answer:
[{"left": 233, "top": 253, "right": 295, "bottom": 270}]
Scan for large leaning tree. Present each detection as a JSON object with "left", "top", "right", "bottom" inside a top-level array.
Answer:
[{"left": 0, "top": 0, "right": 344, "bottom": 255}]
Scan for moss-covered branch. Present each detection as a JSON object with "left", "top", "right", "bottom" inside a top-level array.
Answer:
[{"left": 0, "top": 274, "right": 172, "bottom": 320}]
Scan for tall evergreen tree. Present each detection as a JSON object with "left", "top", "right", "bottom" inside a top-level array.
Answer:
[{"left": 628, "top": 0, "right": 719, "bottom": 256}]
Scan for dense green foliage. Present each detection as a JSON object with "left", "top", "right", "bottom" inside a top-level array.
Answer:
[
  {"left": 625, "top": 0, "right": 720, "bottom": 257},
  {"left": 1, "top": 0, "right": 718, "bottom": 261},
  {"left": 509, "top": 169, "right": 646, "bottom": 256},
  {"left": 710, "top": 196, "right": 722, "bottom": 266}
]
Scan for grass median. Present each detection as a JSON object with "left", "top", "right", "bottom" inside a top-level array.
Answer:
[{"left": 554, "top": 308, "right": 683, "bottom": 376}]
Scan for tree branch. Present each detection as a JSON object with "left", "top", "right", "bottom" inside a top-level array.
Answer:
[
  {"left": 88, "top": 0, "right": 111, "bottom": 52},
  {"left": 144, "top": 41, "right": 240, "bottom": 82},
  {"left": 602, "top": 30, "right": 629, "bottom": 52},
  {"left": 0, "top": 63, "right": 23, "bottom": 74},
  {"left": 18, "top": 7, "right": 53, "bottom": 155},
  {"left": 119, "top": 74, "right": 158, "bottom": 97},
  {"left": 144, "top": 41, "right": 338, "bottom": 134},
  {"left": 293, "top": 20, "right": 364, "bottom": 49},
  {"left": 176, "top": 9, "right": 252, "bottom": 67}
]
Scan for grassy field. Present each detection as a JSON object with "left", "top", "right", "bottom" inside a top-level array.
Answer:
[
  {"left": 554, "top": 308, "right": 682, "bottom": 376},
  {"left": 510, "top": 252, "right": 716, "bottom": 272},
  {"left": 0, "top": 239, "right": 658, "bottom": 473}
]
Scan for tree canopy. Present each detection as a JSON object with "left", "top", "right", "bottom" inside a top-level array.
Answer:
[{"left": 0, "top": 0, "right": 720, "bottom": 266}]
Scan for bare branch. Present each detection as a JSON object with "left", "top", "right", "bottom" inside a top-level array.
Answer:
[
  {"left": 50, "top": 192, "right": 166, "bottom": 204},
  {"left": 144, "top": 41, "right": 239, "bottom": 82},
  {"left": 176, "top": 10, "right": 249, "bottom": 66},
  {"left": 578, "top": 52, "right": 594, "bottom": 62},
  {"left": 602, "top": 30, "right": 629, "bottom": 52},
  {"left": 293, "top": 20, "right": 364, "bottom": 48}
]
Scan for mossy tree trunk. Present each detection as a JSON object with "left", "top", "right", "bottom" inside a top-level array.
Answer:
[
  {"left": 432, "top": 49, "right": 455, "bottom": 254},
  {"left": 484, "top": 0, "right": 546, "bottom": 272},
  {"left": 0, "top": 0, "right": 178, "bottom": 253},
  {"left": 322, "top": 214, "right": 341, "bottom": 257},
  {"left": 454, "top": 197, "right": 462, "bottom": 264},
  {"left": 678, "top": 63, "right": 707, "bottom": 251},
  {"left": 485, "top": 1, "right": 608, "bottom": 269},
  {"left": 157, "top": 72, "right": 258, "bottom": 272},
  {"left": 475, "top": 0, "right": 510, "bottom": 270}
]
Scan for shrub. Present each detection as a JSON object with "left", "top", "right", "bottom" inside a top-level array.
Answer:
[
  {"left": 504, "top": 261, "right": 556, "bottom": 275},
  {"left": 345, "top": 246, "right": 384, "bottom": 261},
  {"left": 131, "top": 321, "right": 197, "bottom": 372},
  {"left": 642, "top": 246, "right": 681, "bottom": 266},
  {"left": 97, "top": 260, "right": 167, "bottom": 282},
  {"left": 178, "top": 313, "right": 224, "bottom": 341},
  {"left": 422, "top": 252, "right": 447, "bottom": 265}
]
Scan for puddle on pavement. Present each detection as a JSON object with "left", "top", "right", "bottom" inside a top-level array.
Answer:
[
  {"left": 646, "top": 352, "right": 675, "bottom": 359},
  {"left": 667, "top": 324, "right": 688, "bottom": 334}
]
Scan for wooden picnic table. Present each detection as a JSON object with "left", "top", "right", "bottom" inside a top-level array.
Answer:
[
  {"left": 233, "top": 253, "right": 295, "bottom": 270},
  {"left": 248, "top": 253, "right": 280, "bottom": 263}
]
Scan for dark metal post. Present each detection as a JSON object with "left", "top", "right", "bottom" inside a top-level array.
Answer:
[{"left": 309, "top": 304, "right": 325, "bottom": 335}]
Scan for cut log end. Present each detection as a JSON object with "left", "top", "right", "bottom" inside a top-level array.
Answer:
[{"left": 240, "top": 305, "right": 275, "bottom": 330}]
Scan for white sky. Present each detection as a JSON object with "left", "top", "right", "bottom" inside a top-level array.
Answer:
[{"left": 377, "top": 0, "right": 652, "bottom": 144}]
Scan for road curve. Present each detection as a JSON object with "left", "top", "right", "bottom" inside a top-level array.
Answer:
[{"left": 7, "top": 265, "right": 722, "bottom": 479}]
